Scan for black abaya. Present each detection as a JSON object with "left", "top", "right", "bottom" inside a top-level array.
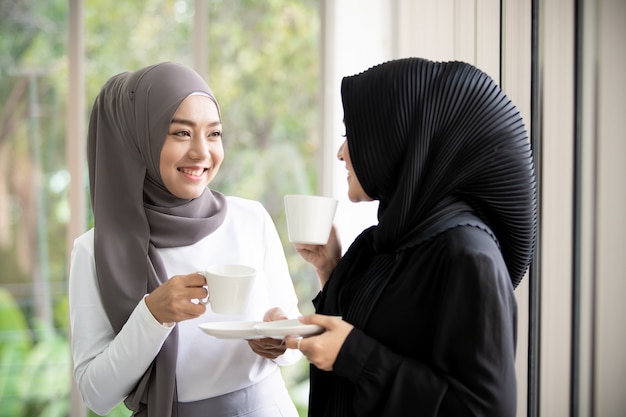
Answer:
[{"left": 310, "top": 219, "right": 517, "bottom": 417}]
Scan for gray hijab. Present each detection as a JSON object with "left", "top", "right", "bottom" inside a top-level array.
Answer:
[{"left": 87, "top": 62, "right": 227, "bottom": 416}]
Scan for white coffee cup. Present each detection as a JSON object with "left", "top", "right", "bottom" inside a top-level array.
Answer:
[
  {"left": 199, "top": 264, "right": 256, "bottom": 315},
  {"left": 284, "top": 194, "right": 338, "bottom": 245}
]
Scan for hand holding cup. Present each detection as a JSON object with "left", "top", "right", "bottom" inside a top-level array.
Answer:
[{"left": 198, "top": 264, "right": 257, "bottom": 315}]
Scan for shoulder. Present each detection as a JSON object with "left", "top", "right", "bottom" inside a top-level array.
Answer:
[
  {"left": 419, "top": 225, "right": 510, "bottom": 286},
  {"left": 439, "top": 225, "right": 504, "bottom": 268},
  {"left": 441, "top": 224, "right": 501, "bottom": 255},
  {"left": 224, "top": 196, "right": 272, "bottom": 224},
  {"left": 225, "top": 195, "right": 266, "bottom": 213},
  {"left": 72, "top": 228, "right": 95, "bottom": 253},
  {"left": 444, "top": 226, "right": 512, "bottom": 289}
]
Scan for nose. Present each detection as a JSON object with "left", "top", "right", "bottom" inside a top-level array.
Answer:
[
  {"left": 337, "top": 140, "right": 346, "bottom": 161},
  {"left": 188, "top": 137, "right": 209, "bottom": 160}
]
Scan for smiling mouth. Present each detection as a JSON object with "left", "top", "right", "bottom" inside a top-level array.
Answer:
[{"left": 178, "top": 167, "right": 208, "bottom": 177}]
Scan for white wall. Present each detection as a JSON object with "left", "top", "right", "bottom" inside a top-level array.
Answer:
[
  {"left": 320, "top": 0, "right": 502, "bottom": 250},
  {"left": 590, "top": 0, "right": 626, "bottom": 415},
  {"left": 320, "top": 0, "right": 392, "bottom": 249}
]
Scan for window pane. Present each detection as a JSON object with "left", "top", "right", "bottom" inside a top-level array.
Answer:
[
  {"left": 200, "top": 2, "right": 320, "bottom": 413},
  {"left": 204, "top": 0, "right": 321, "bottom": 318},
  {"left": 1, "top": 0, "right": 319, "bottom": 416},
  {"left": 0, "top": 0, "right": 72, "bottom": 415}
]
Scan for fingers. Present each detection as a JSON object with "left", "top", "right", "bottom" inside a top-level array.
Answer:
[
  {"left": 328, "top": 225, "right": 340, "bottom": 246},
  {"left": 284, "top": 335, "right": 323, "bottom": 368},
  {"left": 283, "top": 314, "right": 333, "bottom": 350},
  {"left": 166, "top": 273, "right": 209, "bottom": 301},
  {"left": 146, "top": 273, "right": 211, "bottom": 323},
  {"left": 294, "top": 244, "right": 317, "bottom": 253},
  {"left": 181, "top": 302, "right": 207, "bottom": 319},
  {"left": 298, "top": 313, "right": 342, "bottom": 327},
  {"left": 247, "top": 338, "right": 286, "bottom": 360},
  {"left": 284, "top": 314, "right": 352, "bottom": 371},
  {"left": 284, "top": 335, "right": 303, "bottom": 350},
  {"left": 181, "top": 273, "right": 209, "bottom": 301},
  {"left": 263, "top": 307, "right": 288, "bottom": 322},
  {"left": 189, "top": 272, "right": 208, "bottom": 287}
]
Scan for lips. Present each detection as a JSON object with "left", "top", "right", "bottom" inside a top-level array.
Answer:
[{"left": 178, "top": 167, "right": 207, "bottom": 177}]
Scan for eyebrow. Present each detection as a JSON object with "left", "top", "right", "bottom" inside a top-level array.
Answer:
[{"left": 170, "top": 117, "right": 222, "bottom": 128}]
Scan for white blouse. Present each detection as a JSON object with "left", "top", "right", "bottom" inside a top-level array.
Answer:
[{"left": 69, "top": 196, "right": 302, "bottom": 414}]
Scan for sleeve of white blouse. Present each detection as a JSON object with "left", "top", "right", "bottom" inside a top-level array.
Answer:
[
  {"left": 259, "top": 207, "right": 303, "bottom": 366},
  {"left": 68, "top": 232, "right": 174, "bottom": 415}
]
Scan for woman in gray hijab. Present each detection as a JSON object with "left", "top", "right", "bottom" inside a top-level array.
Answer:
[
  {"left": 286, "top": 58, "right": 537, "bottom": 416},
  {"left": 69, "top": 62, "right": 301, "bottom": 417}
]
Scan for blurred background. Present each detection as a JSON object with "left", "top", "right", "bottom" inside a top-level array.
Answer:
[
  {"left": 1, "top": 0, "right": 624, "bottom": 416},
  {"left": 1, "top": 1, "right": 321, "bottom": 415}
]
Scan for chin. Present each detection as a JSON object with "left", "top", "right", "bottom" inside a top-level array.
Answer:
[
  {"left": 173, "top": 188, "right": 206, "bottom": 200},
  {"left": 190, "top": 189, "right": 207, "bottom": 199}
]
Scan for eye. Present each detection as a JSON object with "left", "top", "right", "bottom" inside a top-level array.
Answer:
[
  {"left": 172, "top": 130, "right": 191, "bottom": 138},
  {"left": 208, "top": 130, "right": 222, "bottom": 139}
]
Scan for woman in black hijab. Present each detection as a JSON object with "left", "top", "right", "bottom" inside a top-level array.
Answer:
[{"left": 286, "top": 57, "right": 537, "bottom": 416}]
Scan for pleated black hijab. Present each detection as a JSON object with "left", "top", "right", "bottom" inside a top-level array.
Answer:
[
  {"left": 87, "top": 62, "right": 227, "bottom": 417},
  {"left": 341, "top": 57, "right": 536, "bottom": 288}
]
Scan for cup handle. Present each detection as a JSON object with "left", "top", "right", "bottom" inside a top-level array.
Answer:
[{"left": 197, "top": 271, "right": 210, "bottom": 305}]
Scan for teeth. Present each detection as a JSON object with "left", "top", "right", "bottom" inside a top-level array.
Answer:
[{"left": 180, "top": 168, "right": 204, "bottom": 176}]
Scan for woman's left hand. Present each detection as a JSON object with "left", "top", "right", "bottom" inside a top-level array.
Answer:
[
  {"left": 284, "top": 314, "right": 353, "bottom": 371},
  {"left": 294, "top": 226, "right": 341, "bottom": 287},
  {"left": 247, "top": 307, "right": 288, "bottom": 359}
]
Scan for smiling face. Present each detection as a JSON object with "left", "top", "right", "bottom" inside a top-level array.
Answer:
[{"left": 160, "top": 94, "right": 224, "bottom": 199}]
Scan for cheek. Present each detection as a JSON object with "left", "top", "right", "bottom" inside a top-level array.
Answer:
[
  {"left": 211, "top": 143, "right": 225, "bottom": 165},
  {"left": 159, "top": 152, "right": 171, "bottom": 179},
  {"left": 159, "top": 145, "right": 181, "bottom": 176}
]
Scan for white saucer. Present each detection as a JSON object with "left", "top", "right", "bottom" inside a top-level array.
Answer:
[
  {"left": 253, "top": 319, "right": 323, "bottom": 340},
  {"left": 198, "top": 321, "right": 264, "bottom": 339}
]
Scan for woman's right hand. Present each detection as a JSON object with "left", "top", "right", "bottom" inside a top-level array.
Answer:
[
  {"left": 284, "top": 314, "right": 353, "bottom": 371},
  {"left": 145, "top": 273, "right": 208, "bottom": 324},
  {"left": 294, "top": 226, "right": 341, "bottom": 287}
]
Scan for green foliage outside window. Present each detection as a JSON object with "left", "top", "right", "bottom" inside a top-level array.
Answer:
[{"left": 0, "top": 0, "right": 320, "bottom": 415}]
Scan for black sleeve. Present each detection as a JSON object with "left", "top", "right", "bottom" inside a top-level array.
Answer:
[{"left": 332, "top": 246, "right": 518, "bottom": 417}]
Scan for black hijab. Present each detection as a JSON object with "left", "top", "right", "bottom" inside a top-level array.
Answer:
[
  {"left": 341, "top": 57, "right": 536, "bottom": 288},
  {"left": 311, "top": 58, "right": 536, "bottom": 417},
  {"left": 87, "top": 62, "right": 227, "bottom": 416}
]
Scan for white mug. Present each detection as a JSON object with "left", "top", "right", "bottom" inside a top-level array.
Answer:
[
  {"left": 284, "top": 194, "right": 338, "bottom": 245},
  {"left": 199, "top": 264, "right": 256, "bottom": 315}
]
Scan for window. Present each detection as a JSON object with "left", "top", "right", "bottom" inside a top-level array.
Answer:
[{"left": 1, "top": 1, "right": 320, "bottom": 415}]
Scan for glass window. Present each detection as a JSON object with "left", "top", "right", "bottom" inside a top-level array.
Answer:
[
  {"left": 0, "top": 1, "right": 319, "bottom": 415},
  {"left": 1, "top": 1, "right": 72, "bottom": 415}
]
